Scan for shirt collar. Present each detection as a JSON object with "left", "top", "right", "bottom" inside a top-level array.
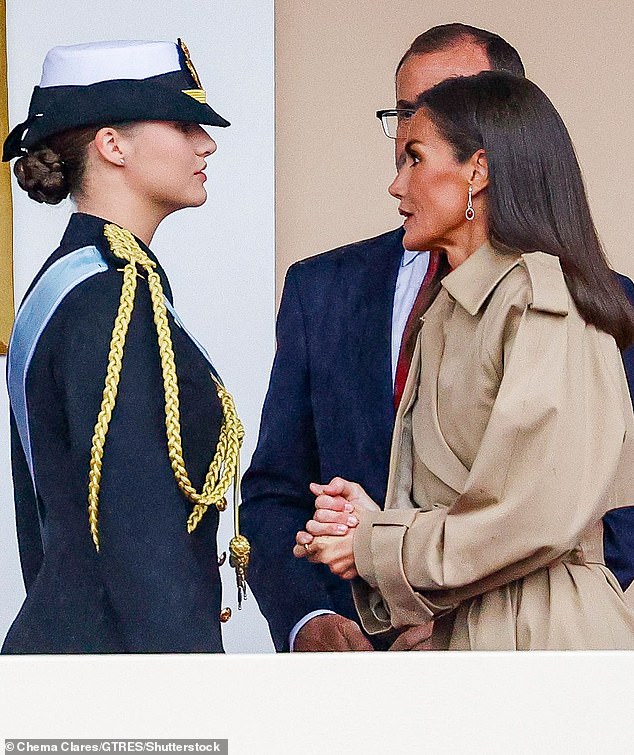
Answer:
[
  {"left": 441, "top": 241, "right": 522, "bottom": 316},
  {"left": 400, "top": 249, "right": 426, "bottom": 268}
]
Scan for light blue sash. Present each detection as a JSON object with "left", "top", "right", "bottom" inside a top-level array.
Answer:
[
  {"left": 164, "top": 298, "right": 224, "bottom": 386},
  {"left": 8, "top": 244, "right": 223, "bottom": 498},
  {"left": 7, "top": 246, "right": 108, "bottom": 491}
]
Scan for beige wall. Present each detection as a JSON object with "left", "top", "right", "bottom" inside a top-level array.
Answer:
[{"left": 276, "top": 0, "right": 634, "bottom": 296}]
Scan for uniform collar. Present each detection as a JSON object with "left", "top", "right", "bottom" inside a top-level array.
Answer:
[
  {"left": 57, "top": 212, "right": 172, "bottom": 301},
  {"left": 59, "top": 212, "right": 109, "bottom": 250},
  {"left": 60, "top": 212, "right": 160, "bottom": 266},
  {"left": 441, "top": 241, "right": 522, "bottom": 316}
]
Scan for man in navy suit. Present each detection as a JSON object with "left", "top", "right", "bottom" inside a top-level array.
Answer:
[{"left": 241, "top": 23, "right": 634, "bottom": 651}]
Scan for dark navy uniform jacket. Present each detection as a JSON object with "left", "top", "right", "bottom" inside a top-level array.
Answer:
[
  {"left": 4, "top": 213, "right": 224, "bottom": 654},
  {"left": 241, "top": 227, "right": 634, "bottom": 651}
]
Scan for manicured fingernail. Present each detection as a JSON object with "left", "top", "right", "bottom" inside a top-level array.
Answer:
[
  {"left": 337, "top": 524, "right": 347, "bottom": 534},
  {"left": 344, "top": 503, "right": 354, "bottom": 513},
  {"left": 348, "top": 516, "right": 358, "bottom": 526}
]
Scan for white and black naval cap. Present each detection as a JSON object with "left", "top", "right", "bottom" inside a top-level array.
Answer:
[{"left": 3, "top": 38, "right": 229, "bottom": 161}]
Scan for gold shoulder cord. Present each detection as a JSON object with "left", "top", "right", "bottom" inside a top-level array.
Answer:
[{"left": 87, "top": 224, "right": 250, "bottom": 607}]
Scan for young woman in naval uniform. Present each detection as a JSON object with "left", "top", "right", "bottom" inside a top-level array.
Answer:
[{"left": 3, "top": 39, "right": 249, "bottom": 653}]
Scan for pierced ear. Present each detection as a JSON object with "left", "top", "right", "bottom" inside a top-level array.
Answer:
[
  {"left": 92, "top": 126, "right": 126, "bottom": 167},
  {"left": 468, "top": 149, "right": 489, "bottom": 196}
]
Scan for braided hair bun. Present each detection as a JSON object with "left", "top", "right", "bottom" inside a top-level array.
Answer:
[{"left": 14, "top": 147, "right": 70, "bottom": 204}]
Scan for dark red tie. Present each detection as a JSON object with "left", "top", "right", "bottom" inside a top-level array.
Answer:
[{"left": 393, "top": 251, "right": 440, "bottom": 409}]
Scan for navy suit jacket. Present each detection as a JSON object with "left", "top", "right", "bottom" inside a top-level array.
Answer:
[{"left": 241, "top": 227, "right": 634, "bottom": 651}]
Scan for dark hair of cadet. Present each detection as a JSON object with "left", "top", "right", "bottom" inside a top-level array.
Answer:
[
  {"left": 416, "top": 70, "right": 634, "bottom": 349},
  {"left": 13, "top": 123, "right": 133, "bottom": 204},
  {"left": 397, "top": 23, "right": 525, "bottom": 78},
  {"left": 13, "top": 127, "right": 99, "bottom": 204}
]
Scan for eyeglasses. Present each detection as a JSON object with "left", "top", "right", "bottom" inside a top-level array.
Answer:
[{"left": 376, "top": 108, "right": 415, "bottom": 139}]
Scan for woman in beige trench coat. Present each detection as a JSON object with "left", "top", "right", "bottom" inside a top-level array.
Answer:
[{"left": 293, "top": 71, "right": 634, "bottom": 650}]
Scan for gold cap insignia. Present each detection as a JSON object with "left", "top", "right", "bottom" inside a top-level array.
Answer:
[
  {"left": 182, "top": 88, "right": 207, "bottom": 104},
  {"left": 178, "top": 38, "right": 203, "bottom": 88}
]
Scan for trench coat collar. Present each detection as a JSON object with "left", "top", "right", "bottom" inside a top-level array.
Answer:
[{"left": 441, "top": 241, "right": 522, "bottom": 316}]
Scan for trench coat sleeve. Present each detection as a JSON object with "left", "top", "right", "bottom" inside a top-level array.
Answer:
[
  {"left": 54, "top": 270, "right": 221, "bottom": 652},
  {"left": 241, "top": 266, "right": 344, "bottom": 651},
  {"left": 352, "top": 274, "right": 632, "bottom": 631},
  {"left": 603, "top": 271, "right": 634, "bottom": 590}
]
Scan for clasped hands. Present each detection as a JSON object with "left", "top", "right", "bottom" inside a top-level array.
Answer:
[
  {"left": 293, "top": 477, "right": 434, "bottom": 652},
  {"left": 293, "top": 477, "right": 378, "bottom": 580}
]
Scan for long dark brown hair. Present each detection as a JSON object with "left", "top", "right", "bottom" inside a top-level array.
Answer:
[{"left": 417, "top": 71, "right": 634, "bottom": 349}]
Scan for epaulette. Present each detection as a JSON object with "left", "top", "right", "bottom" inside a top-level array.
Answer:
[{"left": 521, "top": 252, "right": 569, "bottom": 316}]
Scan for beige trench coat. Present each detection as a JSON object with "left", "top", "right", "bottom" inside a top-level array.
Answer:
[{"left": 352, "top": 242, "right": 634, "bottom": 650}]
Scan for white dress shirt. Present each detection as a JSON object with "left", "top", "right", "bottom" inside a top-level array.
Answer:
[
  {"left": 289, "top": 247, "right": 430, "bottom": 649},
  {"left": 391, "top": 250, "right": 430, "bottom": 384}
]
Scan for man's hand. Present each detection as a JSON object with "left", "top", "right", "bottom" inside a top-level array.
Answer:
[
  {"left": 294, "top": 613, "right": 374, "bottom": 652},
  {"left": 388, "top": 622, "right": 434, "bottom": 651}
]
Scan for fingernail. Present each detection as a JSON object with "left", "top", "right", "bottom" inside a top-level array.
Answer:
[
  {"left": 348, "top": 516, "right": 358, "bottom": 526},
  {"left": 337, "top": 525, "right": 347, "bottom": 534},
  {"left": 344, "top": 503, "right": 354, "bottom": 513}
]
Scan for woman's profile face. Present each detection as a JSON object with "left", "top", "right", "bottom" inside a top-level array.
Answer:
[
  {"left": 122, "top": 121, "right": 216, "bottom": 215},
  {"left": 389, "top": 109, "right": 472, "bottom": 253}
]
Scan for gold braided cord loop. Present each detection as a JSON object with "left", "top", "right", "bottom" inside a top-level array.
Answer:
[
  {"left": 88, "top": 224, "right": 247, "bottom": 564},
  {"left": 187, "top": 383, "right": 244, "bottom": 532},
  {"left": 87, "top": 260, "right": 139, "bottom": 551}
]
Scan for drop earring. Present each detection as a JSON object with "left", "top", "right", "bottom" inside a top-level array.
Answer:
[{"left": 465, "top": 185, "right": 475, "bottom": 221}]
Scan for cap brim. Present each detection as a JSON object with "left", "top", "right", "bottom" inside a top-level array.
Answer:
[{"left": 3, "top": 77, "right": 230, "bottom": 161}]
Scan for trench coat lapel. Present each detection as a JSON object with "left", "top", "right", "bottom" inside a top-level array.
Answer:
[
  {"left": 416, "top": 292, "right": 470, "bottom": 493},
  {"left": 392, "top": 243, "right": 523, "bottom": 498},
  {"left": 390, "top": 291, "right": 470, "bottom": 499}
]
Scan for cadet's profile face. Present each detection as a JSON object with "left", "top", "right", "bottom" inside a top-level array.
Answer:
[
  {"left": 388, "top": 109, "right": 473, "bottom": 254},
  {"left": 394, "top": 44, "right": 491, "bottom": 164},
  {"left": 122, "top": 121, "right": 216, "bottom": 215}
]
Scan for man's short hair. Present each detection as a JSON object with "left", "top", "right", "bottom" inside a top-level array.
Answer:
[{"left": 397, "top": 23, "right": 525, "bottom": 77}]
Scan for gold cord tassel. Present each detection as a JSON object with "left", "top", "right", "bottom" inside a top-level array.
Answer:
[
  {"left": 229, "top": 450, "right": 250, "bottom": 609},
  {"left": 87, "top": 224, "right": 249, "bottom": 603}
]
